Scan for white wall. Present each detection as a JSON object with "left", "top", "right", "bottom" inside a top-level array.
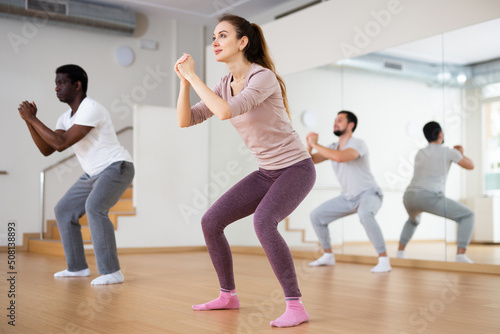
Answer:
[
  {"left": 114, "top": 105, "right": 207, "bottom": 247},
  {"left": 0, "top": 14, "right": 204, "bottom": 246}
]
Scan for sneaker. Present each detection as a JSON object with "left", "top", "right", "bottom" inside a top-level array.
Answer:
[{"left": 308, "top": 253, "right": 335, "bottom": 267}]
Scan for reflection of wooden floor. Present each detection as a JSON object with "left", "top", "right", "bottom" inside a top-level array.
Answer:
[
  {"left": 339, "top": 241, "right": 500, "bottom": 265},
  {"left": 9, "top": 251, "right": 500, "bottom": 333},
  {"left": 233, "top": 244, "right": 500, "bottom": 275}
]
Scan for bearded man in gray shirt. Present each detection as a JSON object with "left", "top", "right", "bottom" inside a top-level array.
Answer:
[
  {"left": 397, "top": 121, "right": 475, "bottom": 263},
  {"left": 306, "top": 111, "right": 391, "bottom": 273}
]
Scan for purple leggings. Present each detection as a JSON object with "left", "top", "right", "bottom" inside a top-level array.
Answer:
[{"left": 201, "top": 158, "right": 316, "bottom": 297}]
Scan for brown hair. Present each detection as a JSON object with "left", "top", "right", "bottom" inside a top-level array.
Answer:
[{"left": 218, "top": 14, "right": 291, "bottom": 120}]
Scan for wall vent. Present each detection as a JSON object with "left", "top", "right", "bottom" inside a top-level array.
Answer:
[
  {"left": 336, "top": 53, "right": 473, "bottom": 87},
  {"left": 384, "top": 60, "right": 403, "bottom": 71},
  {"left": 275, "top": 0, "right": 322, "bottom": 20},
  {"left": 26, "top": 0, "right": 68, "bottom": 16},
  {"left": 0, "top": 0, "right": 136, "bottom": 36}
]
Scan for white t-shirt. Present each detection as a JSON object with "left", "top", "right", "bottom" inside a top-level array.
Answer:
[
  {"left": 406, "top": 144, "right": 463, "bottom": 193},
  {"left": 55, "top": 97, "right": 132, "bottom": 176},
  {"left": 329, "top": 137, "right": 379, "bottom": 199}
]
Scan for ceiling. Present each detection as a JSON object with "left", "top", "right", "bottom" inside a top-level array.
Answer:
[
  {"left": 379, "top": 18, "right": 500, "bottom": 66},
  {"left": 83, "top": 0, "right": 499, "bottom": 65},
  {"left": 83, "top": 0, "right": 312, "bottom": 26}
]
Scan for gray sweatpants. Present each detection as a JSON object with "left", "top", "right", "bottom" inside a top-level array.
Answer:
[
  {"left": 54, "top": 161, "right": 134, "bottom": 275},
  {"left": 310, "top": 187, "right": 387, "bottom": 254},
  {"left": 399, "top": 190, "right": 475, "bottom": 249}
]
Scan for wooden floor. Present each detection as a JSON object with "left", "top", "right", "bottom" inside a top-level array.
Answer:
[{"left": 2, "top": 251, "right": 500, "bottom": 334}]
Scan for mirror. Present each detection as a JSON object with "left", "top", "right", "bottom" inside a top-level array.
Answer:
[
  {"left": 283, "top": 18, "right": 500, "bottom": 265},
  {"left": 341, "top": 34, "right": 450, "bottom": 262}
]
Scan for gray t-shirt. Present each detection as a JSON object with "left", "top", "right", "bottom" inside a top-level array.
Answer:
[
  {"left": 330, "top": 137, "right": 379, "bottom": 199},
  {"left": 406, "top": 144, "right": 463, "bottom": 193}
]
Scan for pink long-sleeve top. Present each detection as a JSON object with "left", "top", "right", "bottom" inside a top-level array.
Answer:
[{"left": 189, "top": 63, "right": 310, "bottom": 170}]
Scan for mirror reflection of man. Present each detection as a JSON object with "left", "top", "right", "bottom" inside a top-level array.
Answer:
[
  {"left": 307, "top": 111, "right": 391, "bottom": 273},
  {"left": 397, "top": 121, "right": 475, "bottom": 263},
  {"left": 18, "top": 64, "right": 134, "bottom": 284}
]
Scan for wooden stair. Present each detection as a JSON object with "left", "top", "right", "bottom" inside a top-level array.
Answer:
[
  {"left": 284, "top": 217, "right": 320, "bottom": 247},
  {"left": 28, "top": 187, "right": 135, "bottom": 256}
]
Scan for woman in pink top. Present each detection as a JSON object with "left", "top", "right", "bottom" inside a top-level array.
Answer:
[{"left": 174, "top": 14, "right": 315, "bottom": 328}]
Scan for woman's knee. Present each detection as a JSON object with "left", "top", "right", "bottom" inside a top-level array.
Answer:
[
  {"left": 253, "top": 214, "right": 278, "bottom": 240},
  {"left": 201, "top": 211, "right": 225, "bottom": 236}
]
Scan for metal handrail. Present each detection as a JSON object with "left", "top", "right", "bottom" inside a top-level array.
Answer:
[{"left": 39, "top": 126, "right": 133, "bottom": 239}]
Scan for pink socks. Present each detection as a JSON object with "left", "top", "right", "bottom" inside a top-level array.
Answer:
[
  {"left": 192, "top": 288, "right": 240, "bottom": 311},
  {"left": 270, "top": 297, "right": 309, "bottom": 328},
  {"left": 193, "top": 291, "right": 309, "bottom": 328}
]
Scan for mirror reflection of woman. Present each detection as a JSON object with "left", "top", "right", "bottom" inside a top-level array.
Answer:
[{"left": 174, "top": 14, "right": 316, "bottom": 328}]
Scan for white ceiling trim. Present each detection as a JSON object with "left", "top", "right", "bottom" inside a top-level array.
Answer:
[{"left": 116, "top": 0, "right": 252, "bottom": 18}]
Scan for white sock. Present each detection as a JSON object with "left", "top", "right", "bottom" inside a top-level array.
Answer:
[
  {"left": 396, "top": 250, "right": 406, "bottom": 259},
  {"left": 371, "top": 256, "right": 392, "bottom": 273},
  {"left": 54, "top": 268, "right": 90, "bottom": 277},
  {"left": 308, "top": 253, "right": 335, "bottom": 266},
  {"left": 456, "top": 254, "right": 473, "bottom": 263},
  {"left": 91, "top": 270, "right": 124, "bottom": 285}
]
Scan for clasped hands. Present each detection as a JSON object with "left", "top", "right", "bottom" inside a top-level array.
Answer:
[
  {"left": 453, "top": 145, "right": 464, "bottom": 155},
  {"left": 18, "top": 101, "right": 37, "bottom": 122},
  {"left": 306, "top": 132, "right": 319, "bottom": 149},
  {"left": 174, "top": 53, "right": 195, "bottom": 82}
]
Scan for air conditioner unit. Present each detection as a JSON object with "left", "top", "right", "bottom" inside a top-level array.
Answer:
[{"left": 0, "top": 0, "right": 136, "bottom": 36}]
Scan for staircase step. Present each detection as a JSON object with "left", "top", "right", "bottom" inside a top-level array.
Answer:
[
  {"left": 28, "top": 238, "right": 94, "bottom": 256},
  {"left": 44, "top": 220, "right": 58, "bottom": 239},
  {"left": 121, "top": 187, "right": 133, "bottom": 199},
  {"left": 33, "top": 186, "right": 134, "bottom": 255},
  {"left": 82, "top": 227, "right": 92, "bottom": 241},
  {"left": 78, "top": 211, "right": 135, "bottom": 229},
  {"left": 28, "top": 239, "right": 65, "bottom": 257},
  {"left": 111, "top": 199, "right": 134, "bottom": 212},
  {"left": 51, "top": 225, "right": 60, "bottom": 240},
  {"left": 50, "top": 225, "right": 92, "bottom": 242},
  {"left": 284, "top": 218, "right": 320, "bottom": 246}
]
